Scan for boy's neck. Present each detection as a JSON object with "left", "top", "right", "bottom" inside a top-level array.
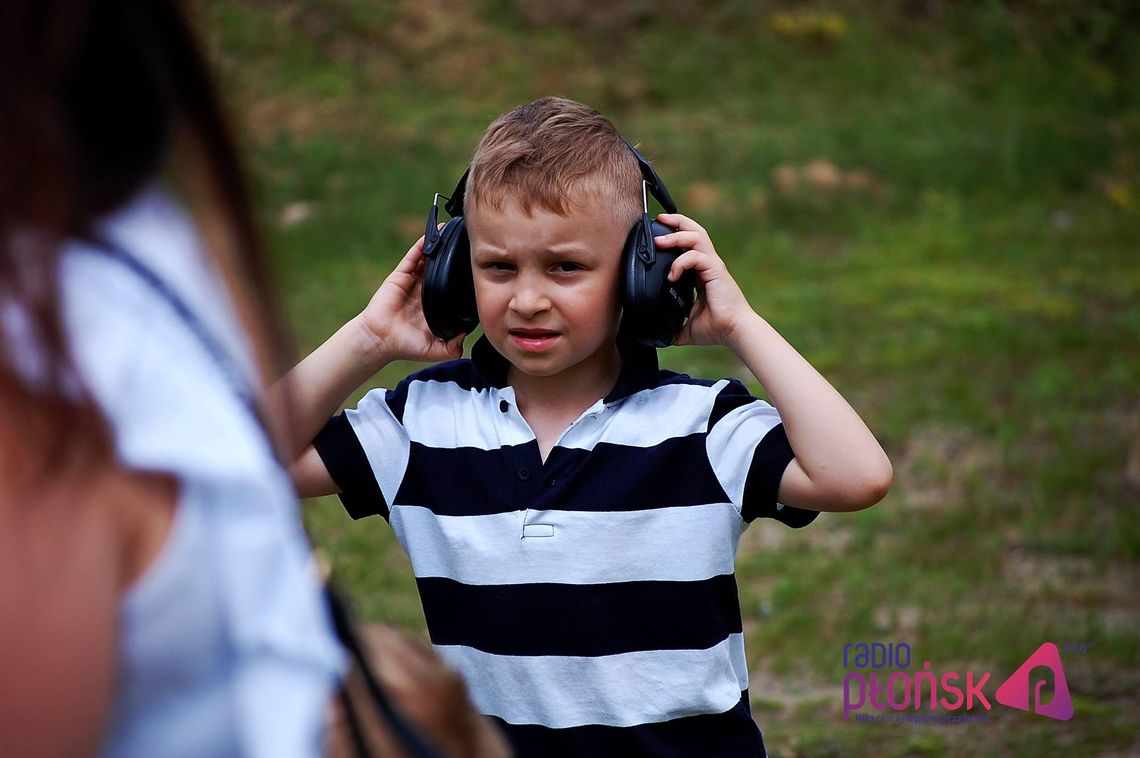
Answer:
[{"left": 507, "top": 342, "right": 622, "bottom": 422}]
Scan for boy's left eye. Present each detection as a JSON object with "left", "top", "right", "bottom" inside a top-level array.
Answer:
[{"left": 553, "top": 262, "right": 582, "bottom": 273}]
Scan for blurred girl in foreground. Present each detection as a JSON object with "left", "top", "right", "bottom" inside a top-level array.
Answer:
[
  {"left": 0, "top": 2, "right": 504, "bottom": 756},
  {"left": 0, "top": 1, "right": 345, "bottom": 754}
]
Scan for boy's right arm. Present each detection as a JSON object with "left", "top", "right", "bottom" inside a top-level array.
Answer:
[
  {"left": 271, "top": 236, "right": 466, "bottom": 497},
  {"left": 290, "top": 445, "right": 341, "bottom": 499}
]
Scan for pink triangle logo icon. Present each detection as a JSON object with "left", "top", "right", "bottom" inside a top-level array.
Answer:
[{"left": 995, "top": 643, "right": 1073, "bottom": 721}]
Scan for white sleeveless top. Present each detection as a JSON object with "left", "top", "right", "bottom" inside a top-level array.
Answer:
[{"left": 51, "top": 189, "right": 345, "bottom": 757}]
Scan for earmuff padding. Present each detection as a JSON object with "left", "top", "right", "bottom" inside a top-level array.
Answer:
[
  {"left": 621, "top": 219, "right": 696, "bottom": 347},
  {"left": 421, "top": 217, "right": 478, "bottom": 341}
]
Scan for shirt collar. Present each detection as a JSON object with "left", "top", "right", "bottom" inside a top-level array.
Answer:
[{"left": 470, "top": 333, "right": 660, "bottom": 404}]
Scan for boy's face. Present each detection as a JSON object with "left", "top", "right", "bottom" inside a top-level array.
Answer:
[{"left": 467, "top": 194, "right": 629, "bottom": 386}]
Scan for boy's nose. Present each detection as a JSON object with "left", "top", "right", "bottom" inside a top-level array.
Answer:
[{"left": 509, "top": 281, "right": 551, "bottom": 318}]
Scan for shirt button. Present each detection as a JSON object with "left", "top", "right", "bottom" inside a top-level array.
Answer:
[
  {"left": 518, "top": 468, "right": 530, "bottom": 481},
  {"left": 499, "top": 400, "right": 509, "bottom": 413}
]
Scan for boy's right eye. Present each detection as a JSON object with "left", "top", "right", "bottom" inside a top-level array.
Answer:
[{"left": 483, "top": 262, "right": 515, "bottom": 272}]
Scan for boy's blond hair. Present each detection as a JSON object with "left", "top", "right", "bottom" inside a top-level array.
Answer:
[{"left": 465, "top": 97, "right": 642, "bottom": 231}]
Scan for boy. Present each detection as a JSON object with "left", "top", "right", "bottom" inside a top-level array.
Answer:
[{"left": 282, "top": 97, "right": 892, "bottom": 756}]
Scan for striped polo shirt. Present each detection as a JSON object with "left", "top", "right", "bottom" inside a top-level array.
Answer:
[{"left": 314, "top": 335, "right": 818, "bottom": 757}]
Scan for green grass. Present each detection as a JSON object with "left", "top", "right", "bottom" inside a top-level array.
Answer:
[{"left": 199, "top": 2, "right": 1139, "bottom": 754}]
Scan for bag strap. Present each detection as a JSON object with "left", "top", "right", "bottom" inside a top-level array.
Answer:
[{"left": 325, "top": 585, "right": 443, "bottom": 758}]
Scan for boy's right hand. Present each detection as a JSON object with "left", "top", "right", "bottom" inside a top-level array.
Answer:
[
  {"left": 273, "top": 234, "right": 464, "bottom": 470},
  {"left": 357, "top": 235, "right": 466, "bottom": 364}
]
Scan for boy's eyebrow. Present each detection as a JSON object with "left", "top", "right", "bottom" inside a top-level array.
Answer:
[
  {"left": 471, "top": 243, "right": 599, "bottom": 259},
  {"left": 470, "top": 245, "right": 509, "bottom": 260},
  {"left": 546, "top": 241, "right": 597, "bottom": 256}
]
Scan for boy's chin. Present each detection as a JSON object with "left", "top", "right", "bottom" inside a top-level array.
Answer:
[{"left": 505, "top": 356, "right": 565, "bottom": 379}]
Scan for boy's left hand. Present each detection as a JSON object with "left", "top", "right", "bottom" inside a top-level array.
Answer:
[{"left": 654, "top": 213, "right": 754, "bottom": 347}]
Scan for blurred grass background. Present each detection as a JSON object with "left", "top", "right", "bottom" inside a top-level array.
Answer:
[{"left": 196, "top": 1, "right": 1138, "bottom": 754}]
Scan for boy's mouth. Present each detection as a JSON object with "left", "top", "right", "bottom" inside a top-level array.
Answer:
[{"left": 508, "top": 328, "right": 560, "bottom": 352}]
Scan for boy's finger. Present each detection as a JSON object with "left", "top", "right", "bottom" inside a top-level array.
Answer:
[
  {"left": 667, "top": 250, "right": 704, "bottom": 281},
  {"left": 446, "top": 333, "right": 467, "bottom": 357},
  {"left": 656, "top": 212, "right": 704, "bottom": 233},
  {"left": 428, "top": 334, "right": 465, "bottom": 361},
  {"left": 653, "top": 230, "right": 702, "bottom": 249},
  {"left": 395, "top": 236, "right": 428, "bottom": 273}
]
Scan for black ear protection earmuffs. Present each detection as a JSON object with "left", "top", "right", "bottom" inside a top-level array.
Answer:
[{"left": 421, "top": 141, "right": 695, "bottom": 347}]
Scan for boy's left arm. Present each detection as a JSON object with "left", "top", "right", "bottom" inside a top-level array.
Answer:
[{"left": 656, "top": 213, "right": 892, "bottom": 512}]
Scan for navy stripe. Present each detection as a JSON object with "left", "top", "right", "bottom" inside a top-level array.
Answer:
[
  {"left": 409, "top": 355, "right": 494, "bottom": 393},
  {"left": 741, "top": 425, "right": 816, "bottom": 527},
  {"left": 394, "top": 442, "right": 525, "bottom": 516},
  {"left": 492, "top": 690, "right": 765, "bottom": 758},
  {"left": 397, "top": 436, "right": 730, "bottom": 516},
  {"left": 656, "top": 369, "right": 718, "bottom": 389},
  {"left": 708, "top": 379, "right": 759, "bottom": 429},
  {"left": 545, "top": 438, "right": 729, "bottom": 511},
  {"left": 384, "top": 384, "right": 409, "bottom": 425},
  {"left": 417, "top": 575, "right": 742, "bottom": 657},
  {"left": 313, "top": 414, "right": 388, "bottom": 520}
]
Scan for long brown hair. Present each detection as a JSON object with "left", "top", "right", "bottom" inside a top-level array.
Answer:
[{"left": 0, "top": 0, "right": 285, "bottom": 486}]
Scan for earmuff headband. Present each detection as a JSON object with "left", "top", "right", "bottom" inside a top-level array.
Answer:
[
  {"left": 622, "top": 140, "right": 677, "bottom": 215},
  {"left": 435, "top": 142, "right": 674, "bottom": 225},
  {"left": 444, "top": 170, "right": 469, "bottom": 218}
]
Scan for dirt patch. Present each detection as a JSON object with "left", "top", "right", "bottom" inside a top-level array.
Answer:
[
  {"left": 770, "top": 158, "right": 882, "bottom": 196},
  {"left": 1002, "top": 550, "right": 1139, "bottom": 618},
  {"left": 872, "top": 604, "right": 923, "bottom": 637},
  {"left": 892, "top": 423, "right": 998, "bottom": 510},
  {"left": 748, "top": 669, "right": 842, "bottom": 711}
]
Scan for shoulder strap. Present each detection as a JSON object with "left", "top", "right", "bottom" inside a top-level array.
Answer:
[{"left": 82, "top": 239, "right": 264, "bottom": 425}]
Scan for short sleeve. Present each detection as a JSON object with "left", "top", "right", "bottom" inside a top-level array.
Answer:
[
  {"left": 313, "top": 380, "right": 413, "bottom": 521},
  {"left": 705, "top": 379, "right": 818, "bottom": 528}
]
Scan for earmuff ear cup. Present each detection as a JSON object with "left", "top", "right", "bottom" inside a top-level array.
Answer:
[
  {"left": 621, "top": 219, "right": 697, "bottom": 347},
  {"left": 421, "top": 217, "right": 479, "bottom": 341}
]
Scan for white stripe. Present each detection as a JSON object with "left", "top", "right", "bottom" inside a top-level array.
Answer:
[
  {"left": 345, "top": 391, "right": 411, "bottom": 506},
  {"left": 436, "top": 633, "right": 749, "bottom": 728},
  {"left": 400, "top": 379, "right": 726, "bottom": 452},
  {"left": 403, "top": 380, "right": 533, "bottom": 449},
  {"left": 705, "top": 400, "right": 783, "bottom": 511},
  {"left": 559, "top": 381, "right": 726, "bottom": 451},
  {"left": 388, "top": 503, "right": 745, "bottom": 585}
]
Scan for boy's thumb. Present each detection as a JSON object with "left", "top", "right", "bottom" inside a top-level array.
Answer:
[{"left": 447, "top": 333, "right": 466, "bottom": 356}]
